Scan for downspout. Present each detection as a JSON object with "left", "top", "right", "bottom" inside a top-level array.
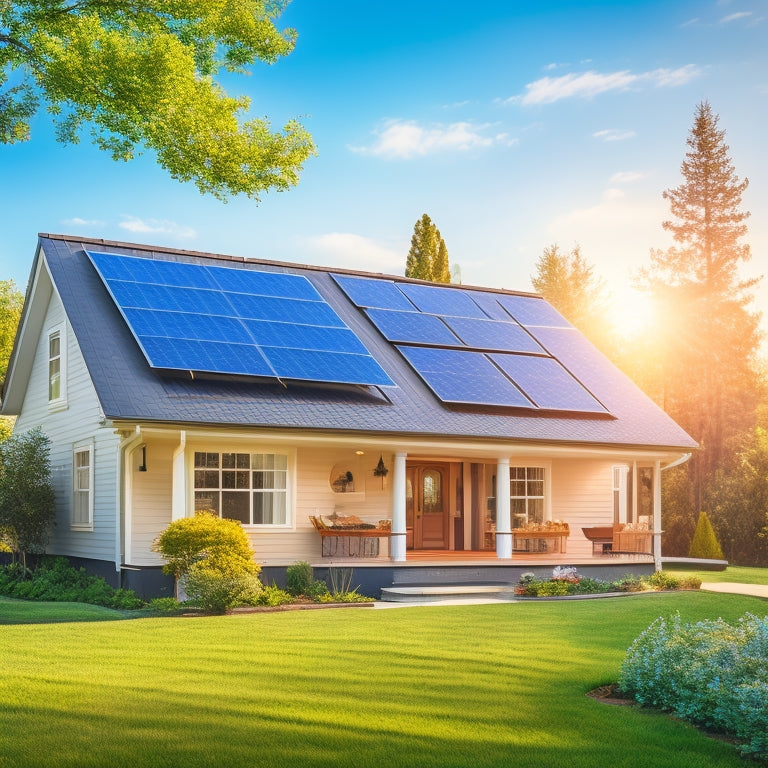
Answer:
[
  {"left": 653, "top": 452, "right": 693, "bottom": 570},
  {"left": 116, "top": 427, "right": 144, "bottom": 580}
]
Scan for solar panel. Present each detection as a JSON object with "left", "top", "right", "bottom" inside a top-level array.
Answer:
[
  {"left": 496, "top": 294, "right": 571, "bottom": 328},
  {"left": 396, "top": 346, "right": 534, "bottom": 408},
  {"left": 490, "top": 353, "right": 607, "bottom": 413},
  {"left": 87, "top": 251, "right": 394, "bottom": 387},
  {"left": 365, "top": 308, "right": 462, "bottom": 346},
  {"left": 397, "top": 283, "right": 489, "bottom": 318},
  {"left": 442, "top": 316, "right": 545, "bottom": 354},
  {"left": 332, "top": 274, "right": 416, "bottom": 311}
]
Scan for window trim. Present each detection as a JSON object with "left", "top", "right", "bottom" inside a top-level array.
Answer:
[
  {"left": 190, "top": 447, "right": 295, "bottom": 529},
  {"left": 47, "top": 323, "right": 67, "bottom": 411},
  {"left": 72, "top": 441, "right": 94, "bottom": 531}
]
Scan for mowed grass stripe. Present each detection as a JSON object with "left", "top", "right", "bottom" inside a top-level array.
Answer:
[{"left": 2, "top": 593, "right": 764, "bottom": 768}]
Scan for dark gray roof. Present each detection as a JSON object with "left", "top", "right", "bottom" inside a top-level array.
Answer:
[{"left": 36, "top": 234, "right": 697, "bottom": 451}]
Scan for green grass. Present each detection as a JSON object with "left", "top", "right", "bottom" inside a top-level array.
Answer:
[
  {"left": 664, "top": 565, "right": 767, "bottom": 585},
  {"left": 1, "top": 592, "right": 766, "bottom": 768},
  {"left": 0, "top": 596, "right": 130, "bottom": 624}
]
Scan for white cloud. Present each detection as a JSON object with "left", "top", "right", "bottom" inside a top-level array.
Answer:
[
  {"left": 720, "top": 11, "right": 752, "bottom": 22},
  {"left": 610, "top": 171, "right": 645, "bottom": 183},
  {"left": 350, "top": 119, "right": 513, "bottom": 159},
  {"left": 118, "top": 216, "right": 196, "bottom": 239},
  {"left": 512, "top": 64, "right": 700, "bottom": 105},
  {"left": 61, "top": 217, "right": 106, "bottom": 228},
  {"left": 593, "top": 129, "right": 637, "bottom": 142},
  {"left": 302, "top": 233, "right": 405, "bottom": 274}
]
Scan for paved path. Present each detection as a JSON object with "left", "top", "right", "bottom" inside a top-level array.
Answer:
[{"left": 700, "top": 582, "right": 768, "bottom": 599}]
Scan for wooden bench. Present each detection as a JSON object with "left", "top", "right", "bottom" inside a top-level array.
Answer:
[
  {"left": 513, "top": 525, "right": 569, "bottom": 554},
  {"left": 309, "top": 516, "right": 392, "bottom": 558}
]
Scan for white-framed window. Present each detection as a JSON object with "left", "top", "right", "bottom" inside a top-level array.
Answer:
[
  {"left": 72, "top": 442, "right": 94, "bottom": 530},
  {"left": 612, "top": 465, "right": 630, "bottom": 525},
  {"left": 510, "top": 466, "right": 546, "bottom": 527},
  {"left": 193, "top": 451, "right": 290, "bottom": 526},
  {"left": 47, "top": 324, "right": 67, "bottom": 409}
]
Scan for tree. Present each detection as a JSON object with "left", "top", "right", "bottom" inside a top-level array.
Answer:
[
  {"left": 0, "top": 427, "right": 56, "bottom": 568},
  {"left": 405, "top": 213, "right": 450, "bottom": 283},
  {"left": 531, "top": 243, "right": 614, "bottom": 354},
  {"left": 0, "top": 279, "right": 23, "bottom": 385},
  {"left": 0, "top": 1, "right": 315, "bottom": 201},
  {"left": 688, "top": 510, "right": 724, "bottom": 560},
  {"left": 637, "top": 101, "right": 762, "bottom": 552}
]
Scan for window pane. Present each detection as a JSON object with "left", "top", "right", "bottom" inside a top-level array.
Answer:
[
  {"left": 511, "top": 480, "right": 526, "bottom": 497},
  {"left": 222, "top": 492, "right": 250, "bottom": 524},
  {"left": 222, "top": 453, "right": 236, "bottom": 469},
  {"left": 527, "top": 479, "right": 544, "bottom": 497},
  {"left": 49, "top": 359, "right": 60, "bottom": 401},
  {"left": 73, "top": 492, "right": 89, "bottom": 525},
  {"left": 253, "top": 492, "right": 286, "bottom": 525},
  {"left": 222, "top": 471, "right": 236, "bottom": 489},
  {"left": 236, "top": 453, "right": 250, "bottom": 469},
  {"left": 194, "top": 470, "right": 220, "bottom": 489},
  {"left": 528, "top": 498, "right": 544, "bottom": 524},
  {"left": 195, "top": 491, "right": 219, "bottom": 514},
  {"left": 49, "top": 335, "right": 60, "bottom": 358}
]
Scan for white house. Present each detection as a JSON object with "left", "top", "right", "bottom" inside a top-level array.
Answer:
[{"left": 1, "top": 235, "right": 696, "bottom": 597}]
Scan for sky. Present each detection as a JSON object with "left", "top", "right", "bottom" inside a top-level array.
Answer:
[{"left": 2, "top": 0, "right": 767, "bottom": 338}]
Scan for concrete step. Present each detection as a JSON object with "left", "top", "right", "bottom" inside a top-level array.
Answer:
[{"left": 380, "top": 584, "right": 516, "bottom": 603}]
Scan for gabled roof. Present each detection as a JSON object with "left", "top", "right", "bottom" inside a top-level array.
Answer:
[{"left": 2, "top": 234, "right": 698, "bottom": 451}]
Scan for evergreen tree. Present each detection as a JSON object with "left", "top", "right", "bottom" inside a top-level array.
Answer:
[
  {"left": 638, "top": 102, "right": 762, "bottom": 553},
  {"left": 688, "top": 510, "right": 724, "bottom": 560},
  {"left": 531, "top": 243, "right": 614, "bottom": 355},
  {"left": 406, "top": 214, "right": 450, "bottom": 283}
]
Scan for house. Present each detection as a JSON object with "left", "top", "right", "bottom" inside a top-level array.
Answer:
[{"left": 1, "top": 234, "right": 697, "bottom": 598}]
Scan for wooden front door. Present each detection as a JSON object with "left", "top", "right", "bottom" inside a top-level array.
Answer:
[{"left": 406, "top": 463, "right": 450, "bottom": 549}]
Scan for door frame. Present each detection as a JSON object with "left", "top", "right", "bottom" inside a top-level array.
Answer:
[{"left": 406, "top": 461, "right": 452, "bottom": 550}]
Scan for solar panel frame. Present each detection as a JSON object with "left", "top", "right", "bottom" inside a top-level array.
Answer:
[
  {"left": 442, "top": 316, "right": 546, "bottom": 354},
  {"left": 332, "top": 274, "right": 416, "bottom": 311},
  {"left": 396, "top": 345, "right": 535, "bottom": 408},
  {"left": 489, "top": 353, "right": 607, "bottom": 413},
  {"left": 365, "top": 308, "right": 462, "bottom": 346},
  {"left": 497, "top": 294, "right": 572, "bottom": 328},
  {"left": 397, "top": 283, "right": 490, "bottom": 319},
  {"left": 264, "top": 346, "right": 395, "bottom": 386}
]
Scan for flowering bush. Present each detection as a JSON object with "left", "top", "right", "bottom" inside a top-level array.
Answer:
[
  {"left": 619, "top": 612, "right": 768, "bottom": 759},
  {"left": 514, "top": 569, "right": 701, "bottom": 597}
]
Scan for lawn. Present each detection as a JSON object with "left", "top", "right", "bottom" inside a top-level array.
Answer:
[
  {"left": 664, "top": 564, "right": 767, "bottom": 585},
  {"left": 2, "top": 592, "right": 766, "bottom": 768}
]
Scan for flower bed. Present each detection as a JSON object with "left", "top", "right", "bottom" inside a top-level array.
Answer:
[{"left": 514, "top": 566, "right": 701, "bottom": 597}]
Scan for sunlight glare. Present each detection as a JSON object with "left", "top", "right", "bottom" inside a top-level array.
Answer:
[{"left": 609, "top": 288, "right": 656, "bottom": 339}]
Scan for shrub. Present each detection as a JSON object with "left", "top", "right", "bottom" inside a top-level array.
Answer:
[
  {"left": 184, "top": 564, "right": 263, "bottom": 613},
  {"left": 645, "top": 570, "right": 681, "bottom": 591},
  {"left": 620, "top": 612, "right": 768, "bottom": 759},
  {"left": 0, "top": 557, "right": 144, "bottom": 609},
  {"left": 147, "top": 597, "right": 183, "bottom": 613},
  {"left": 688, "top": 510, "right": 725, "bottom": 560},
  {"left": 285, "top": 560, "right": 328, "bottom": 599},
  {"left": 534, "top": 579, "right": 571, "bottom": 597},
  {"left": 256, "top": 584, "right": 294, "bottom": 606},
  {"left": 153, "top": 512, "right": 259, "bottom": 579}
]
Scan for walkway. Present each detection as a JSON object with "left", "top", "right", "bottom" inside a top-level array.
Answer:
[{"left": 700, "top": 582, "right": 768, "bottom": 599}]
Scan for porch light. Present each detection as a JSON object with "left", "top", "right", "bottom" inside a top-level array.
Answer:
[{"left": 138, "top": 445, "right": 147, "bottom": 472}]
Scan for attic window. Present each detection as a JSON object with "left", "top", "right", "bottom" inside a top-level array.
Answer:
[{"left": 47, "top": 325, "right": 67, "bottom": 409}]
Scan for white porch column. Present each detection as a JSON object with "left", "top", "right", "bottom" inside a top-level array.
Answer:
[
  {"left": 390, "top": 452, "right": 408, "bottom": 561},
  {"left": 495, "top": 458, "right": 512, "bottom": 559},
  {"left": 171, "top": 430, "right": 187, "bottom": 521},
  {"left": 652, "top": 459, "right": 662, "bottom": 571}
]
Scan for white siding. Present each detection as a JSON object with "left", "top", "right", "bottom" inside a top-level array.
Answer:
[
  {"left": 13, "top": 290, "right": 119, "bottom": 564},
  {"left": 550, "top": 458, "right": 614, "bottom": 557}
]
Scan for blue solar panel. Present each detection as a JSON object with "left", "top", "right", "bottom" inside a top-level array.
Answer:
[
  {"left": 210, "top": 265, "right": 322, "bottom": 300},
  {"left": 243, "top": 320, "right": 369, "bottom": 355},
  {"left": 264, "top": 347, "right": 394, "bottom": 386},
  {"left": 496, "top": 294, "right": 571, "bottom": 328},
  {"left": 333, "top": 274, "right": 416, "bottom": 311},
  {"left": 490, "top": 353, "right": 606, "bottom": 413},
  {"left": 442, "top": 316, "right": 545, "bottom": 353},
  {"left": 397, "top": 346, "right": 534, "bottom": 408},
  {"left": 365, "top": 309, "right": 461, "bottom": 346},
  {"left": 397, "top": 283, "right": 489, "bottom": 318},
  {"left": 88, "top": 251, "right": 394, "bottom": 387}
]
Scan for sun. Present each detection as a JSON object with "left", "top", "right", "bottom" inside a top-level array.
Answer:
[{"left": 608, "top": 287, "right": 657, "bottom": 339}]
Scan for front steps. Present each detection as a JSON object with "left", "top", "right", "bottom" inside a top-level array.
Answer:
[{"left": 380, "top": 583, "right": 517, "bottom": 603}]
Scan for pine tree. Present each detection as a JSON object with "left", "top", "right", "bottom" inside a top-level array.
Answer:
[
  {"left": 405, "top": 214, "right": 450, "bottom": 283},
  {"left": 531, "top": 243, "right": 614, "bottom": 355},
  {"left": 688, "top": 510, "right": 724, "bottom": 560},
  {"left": 638, "top": 102, "right": 762, "bottom": 553}
]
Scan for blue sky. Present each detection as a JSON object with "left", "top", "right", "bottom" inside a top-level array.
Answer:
[{"left": 2, "top": 0, "right": 767, "bottom": 335}]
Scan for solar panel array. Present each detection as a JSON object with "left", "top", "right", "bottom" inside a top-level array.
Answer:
[
  {"left": 87, "top": 251, "right": 394, "bottom": 387},
  {"left": 332, "top": 274, "right": 607, "bottom": 414}
]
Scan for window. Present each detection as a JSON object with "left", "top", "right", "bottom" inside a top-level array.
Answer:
[
  {"left": 48, "top": 329, "right": 61, "bottom": 402},
  {"left": 612, "top": 465, "right": 629, "bottom": 524},
  {"left": 193, "top": 451, "right": 289, "bottom": 525},
  {"left": 510, "top": 466, "right": 545, "bottom": 527},
  {"left": 72, "top": 444, "right": 93, "bottom": 529}
]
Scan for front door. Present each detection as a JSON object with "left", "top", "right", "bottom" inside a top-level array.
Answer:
[{"left": 406, "top": 463, "right": 450, "bottom": 549}]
